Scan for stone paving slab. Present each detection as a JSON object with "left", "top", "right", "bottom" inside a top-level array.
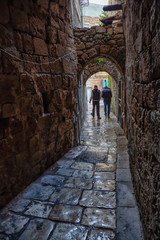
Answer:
[
  {"left": 55, "top": 168, "right": 74, "bottom": 177},
  {"left": 87, "top": 229, "right": 116, "bottom": 240},
  {"left": 95, "top": 163, "right": 116, "bottom": 171},
  {"left": 0, "top": 213, "right": 29, "bottom": 235},
  {"left": 117, "top": 160, "right": 130, "bottom": 168},
  {"left": 10, "top": 199, "right": 31, "bottom": 213},
  {"left": 49, "top": 204, "right": 83, "bottom": 223},
  {"left": 18, "top": 218, "right": 55, "bottom": 240},
  {"left": 82, "top": 208, "right": 116, "bottom": 228},
  {"left": 49, "top": 188, "right": 81, "bottom": 205},
  {"left": 117, "top": 207, "right": 144, "bottom": 240},
  {"left": 56, "top": 159, "right": 75, "bottom": 168},
  {"left": 94, "top": 179, "right": 115, "bottom": 191},
  {"left": 22, "top": 183, "right": 55, "bottom": 201},
  {"left": 94, "top": 171, "right": 115, "bottom": 180},
  {"left": 79, "top": 190, "right": 116, "bottom": 208},
  {"left": 63, "top": 177, "right": 93, "bottom": 189},
  {"left": 72, "top": 169, "right": 94, "bottom": 178},
  {"left": 49, "top": 223, "right": 88, "bottom": 240},
  {"left": 116, "top": 168, "right": 132, "bottom": 181},
  {"left": 71, "top": 162, "right": 94, "bottom": 170},
  {"left": 24, "top": 201, "right": 53, "bottom": 218},
  {"left": 40, "top": 175, "right": 65, "bottom": 186},
  {"left": 117, "top": 182, "right": 136, "bottom": 207}
]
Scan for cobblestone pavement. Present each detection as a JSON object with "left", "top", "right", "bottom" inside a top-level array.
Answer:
[{"left": 0, "top": 107, "right": 144, "bottom": 240}]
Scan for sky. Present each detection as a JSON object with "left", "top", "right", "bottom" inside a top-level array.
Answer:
[{"left": 89, "top": 0, "right": 108, "bottom": 5}]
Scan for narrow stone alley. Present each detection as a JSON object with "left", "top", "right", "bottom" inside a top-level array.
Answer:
[{"left": 0, "top": 105, "right": 143, "bottom": 240}]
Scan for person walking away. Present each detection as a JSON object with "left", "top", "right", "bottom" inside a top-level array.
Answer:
[
  {"left": 89, "top": 85, "right": 101, "bottom": 119},
  {"left": 102, "top": 86, "right": 112, "bottom": 118}
]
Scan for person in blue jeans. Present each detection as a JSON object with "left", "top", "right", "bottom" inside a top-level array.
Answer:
[{"left": 102, "top": 86, "right": 112, "bottom": 118}]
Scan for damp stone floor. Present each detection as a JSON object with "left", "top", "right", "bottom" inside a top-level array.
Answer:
[{"left": 0, "top": 106, "right": 144, "bottom": 240}]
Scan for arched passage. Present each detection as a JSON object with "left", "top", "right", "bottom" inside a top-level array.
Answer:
[
  {"left": 86, "top": 71, "right": 117, "bottom": 117},
  {"left": 74, "top": 25, "right": 126, "bottom": 128}
]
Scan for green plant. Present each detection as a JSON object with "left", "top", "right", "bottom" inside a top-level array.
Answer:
[
  {"left": 99, "top": 11, "right": 108, "bottom": 26},
  {"left": 96, "top": 57, "right": 106, "bottom": 64},
  {"left": 105, "top": 32, "right": 112, "bottom": 41}
]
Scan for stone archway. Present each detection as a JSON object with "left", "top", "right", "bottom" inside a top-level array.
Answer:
[
  {"left": 74, "top": 23, "right": 125, "bottom": 125},
  {"left": 74, "top": 25, "right": 126, "bottom": 127},
  {"left": 83, "top": 57, "right": 120, "bottom": 84},
  {"left": 74, "top": 25, "right": 125, "bottom": 81}
]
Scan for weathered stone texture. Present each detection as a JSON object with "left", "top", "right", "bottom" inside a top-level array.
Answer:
[
  {"left": 123, "top": 0, "right": 160, "bottom": 239},
  {"left": 74, "top": 25, "right": 125, "bottom": 122},
  {"left": 0, "top": 0, "right": 78, "bottom": 209},
  {"left": 74, "top": 24, "right": 125, "bottom": 81}
]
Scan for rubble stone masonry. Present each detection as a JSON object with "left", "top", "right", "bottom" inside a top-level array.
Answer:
[
  {"left": 0, "top": 0, "right": 78, "bottom": 208},
  {"left": 123, "top": 0, "right": 160, "bottom": 239}
]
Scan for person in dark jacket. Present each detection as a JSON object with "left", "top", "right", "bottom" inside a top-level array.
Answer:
[
  {"left": 89, "top": 85, "right": 101, "bottom": 119},
  {"left": 102, "top": 86, "right": 112, "bottom": 118}
]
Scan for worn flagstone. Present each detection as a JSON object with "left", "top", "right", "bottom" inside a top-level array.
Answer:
[
  {"left": 95, "top": 163, "right": 116, "bottom": 171},
  {"left": 63, "top": 177, "right": 92, "bottom": 189},
  {"left": 18, "top": 218, "right": 55, "bottom": 240},
  {"left": 81, "top": 208, "right": 116, "bottom": 228},
  {"left": 49, "top": 188, "right": 82, "bottom": 205},
  {"left": 0, "top": 214, "right": 29, "bottom": 235},
  {"left": 55, "top": 168, "right": 74, "bottom": 177},
  {"left": 94, "top": 179, "right": 115, "bottom": 191},
  {"left": 49, "top": 223, "right": 88, "bottom": 240},
  {"left": 71, "top": 162, "right": 94, "bottom": 170},
  {"left": 49, "top": 204, "right": 83, "bottom": 223},
  {"left": 22, "top": 183, "right": 55, "bottom": 201},
  {"left": 87, "top": 229, "right": 116, "bottom": 240},
  {"left": 40, "top": 175, "right": 65, "bottom": 186},
  {"left": 72, "top": 169, "right": 93, "bottom": 178},
  {"left": 79, "top": 190, "right": 116, "bottom": 208},
  {"left": 24, "top": 202, "right": 53, "bottom": 218},
  {"left": 94, "top": 171, "right": 115, "bottom": 180}
]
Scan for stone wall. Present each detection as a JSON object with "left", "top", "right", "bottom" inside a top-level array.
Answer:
[
  {"left": 123, "top": 0, "right": 160, "bottom": 239},
  {"left": 0, "top": 0, "right": 78, "bottom": 209},
  {"left": 74, "top": 24, "right": 125, "bottom": 123}
]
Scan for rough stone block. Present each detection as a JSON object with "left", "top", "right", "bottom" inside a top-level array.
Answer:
[
  {"left": 49, "top": 223, "right": 88, "bottom": 240},
  {"left": 30, "top": 16, "right": 46, "bottom": 39},
  {"left": 0, "top": 213, "right": 29, "bottom": 235},
  {"left": 10, "top": 7, "right": 29, "bottom": 32},
  {"left": 88, "top": 229, "right": 115, "bottom": 240},
  {"left": 18, "top": 218, "right": 54, "bottom": 240},
  {"left": 79, "top": 190, "right": 116, "bottom": 208},
  {"left": 82, "top": 208, "right": 116, "bottom": 229},
  {"left": 47, "top": 26, "right": 57, "bottom": 44},
  {"left": 34, "top": 38, "right": 48, "bottom": 55},
  {"left": 50, "top": 188, "right": 81, "bottom": 205},
  {"left": 49, "top": 204, "right": 83, "bottom": 223}
]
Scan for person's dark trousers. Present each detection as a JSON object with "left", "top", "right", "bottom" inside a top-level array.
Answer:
[
  {"left": 104, "top": 102, "right": 111, "bottom": 117},
  {"left": 92, "top": 101, "right": 100, "bottom": 117}
]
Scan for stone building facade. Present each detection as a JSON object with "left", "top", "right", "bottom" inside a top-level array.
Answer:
[
  {"left": 0, "top": 0, "right": 79, "bottom": 208},
  {"left": 123, "top": 0, "right": 160, "bottom": 239}
]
